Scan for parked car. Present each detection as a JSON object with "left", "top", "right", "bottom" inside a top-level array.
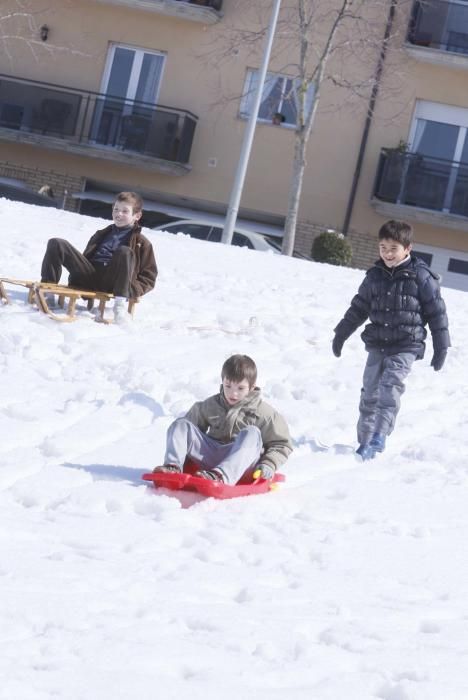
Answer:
[
  {"left": 0, "top": 177, "right": 58, "bottom": 208},
  {"left": 152, "top": 218, "right": 281, "bottom": 253}
]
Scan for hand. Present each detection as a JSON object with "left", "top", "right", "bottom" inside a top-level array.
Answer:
[
  {"left": 254, "top": 464, "right": 275, "bottom": 481},
  {"left": 332, "top": 335, "right": 345, "bottom": 358},
  {"left": 431, "top": 349, "right": 447, "bottom": 372}
]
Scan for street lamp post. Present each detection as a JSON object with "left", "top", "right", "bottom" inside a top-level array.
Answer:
[{"left": 221, "top": 0, "right": 282, "bottom": 245}]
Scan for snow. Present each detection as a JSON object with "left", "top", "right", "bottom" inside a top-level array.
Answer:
[{"left": 1, "top": 197, "right": 467, "bottom": 700}]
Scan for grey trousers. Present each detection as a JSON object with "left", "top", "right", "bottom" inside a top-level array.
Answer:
[
  {"left": 41, "top": 238, "right": 135, "bottom": 298},
  {"left": 357, "top": 350, "right": 416, "bottom": 444},
  {"left": 164, "top": 418, "right": 263, "bottom": 485}
]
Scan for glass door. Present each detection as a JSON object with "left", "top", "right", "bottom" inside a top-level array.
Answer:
[
  {"left": 403, "top": 101, "right": 468, "bottom": 212},
  {"left": 92, "top": 45, "right": 165, "bottom": 147}
]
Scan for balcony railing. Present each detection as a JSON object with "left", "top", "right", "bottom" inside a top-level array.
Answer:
[
  {"left": 94, "top": 0, "right": 223, "bottom": 23},
  {"left": 0, "top": 74, "right": 198, "bottom": 174},
  {"left": 408, "top": 0, "right": 468, "bottom": 55},
  {"left": 374, "top": 148, "right": 468, "bottom": 218}
]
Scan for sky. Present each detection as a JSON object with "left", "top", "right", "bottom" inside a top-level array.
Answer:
[{"left": 1, "top": 198, "right": 467, "bottom": 700}]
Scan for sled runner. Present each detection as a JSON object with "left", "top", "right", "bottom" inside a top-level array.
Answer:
[
  {"left": 0, "top": 277, "right": 138, "bottom": 323},
  {"left": 142, "top": 461, "right": 285, "bottom": 500}
]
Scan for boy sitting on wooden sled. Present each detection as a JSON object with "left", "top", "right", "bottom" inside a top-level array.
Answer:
[
  {"left": 154, "top": 354, "right": 292, "bottom": 485},
  {"left": 40, "top": 192, "right": 157, "bottom": 323}
]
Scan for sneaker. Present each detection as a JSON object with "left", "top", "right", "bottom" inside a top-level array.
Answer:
[
  {"left": 195, "top": 468, "right": 225, "bottom": 483},
  {"left": 152, "top": 464, "right": 181, "bottom": 474},
  {"left": 113, "top": 297, "right": 130, "bottom": 324}
]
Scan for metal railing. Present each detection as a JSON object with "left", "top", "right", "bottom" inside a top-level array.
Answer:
[
  {"left": 407, "top": 0, "right": 468, "bottom": 55},
  {"left": 374, "top": 148, "right": 468, "bottom": 218},
  {"left": 180, "top": 0, "right": 222, "bottom": 8},
  {"left": 0, "top": 74, "right": 198, "bottom": 165}
]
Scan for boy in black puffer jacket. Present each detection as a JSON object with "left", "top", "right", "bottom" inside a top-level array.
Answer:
[{"left": 332, "top": 220, "right": 450, "bottom": 461}]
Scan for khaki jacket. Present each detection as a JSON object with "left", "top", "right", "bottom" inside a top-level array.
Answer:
[
  {"left": 83, "top": 224, "right": 157, "bottom": 297},
  {"left": 185, "top": 387, "right": 293, "bottom": 471}
]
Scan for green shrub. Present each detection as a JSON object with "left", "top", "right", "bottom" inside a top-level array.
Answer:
[{"left": 311, "top": 230, "right": 353, "bottom": 266}]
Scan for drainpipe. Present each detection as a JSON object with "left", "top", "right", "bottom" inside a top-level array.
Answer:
[{"left": 342, "top": 0, "right": 398, "bottom": 235}]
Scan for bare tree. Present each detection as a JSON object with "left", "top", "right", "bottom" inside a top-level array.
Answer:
[
  {"left": 202, "top": 0, "right": 409, "bottom": 255},
  {"left": 1, "top": 0, "right": 85, "bottom": 62}
]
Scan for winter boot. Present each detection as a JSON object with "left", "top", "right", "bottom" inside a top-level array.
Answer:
[
  {"left": 195, "top": 468, "right": 225, "bottom": 483},
  {"left": 356, "top": 443, "right": 377, "bottom": 461},
  {"left": 356, "top": 433, "right": 386, "bottom": 461},
  {"left": 152, "top": 464, "right": 181, "bottom": 474},
  {"left": 369, "top": 433, "right": 386, "bottom": 452},
  {"left": 113, "top": 296, "right": 130, "bottom": 324}
]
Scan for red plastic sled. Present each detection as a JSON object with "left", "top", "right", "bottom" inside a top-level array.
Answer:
[{"left": 142, "top": 460, "right": 285, "bottom": 500}]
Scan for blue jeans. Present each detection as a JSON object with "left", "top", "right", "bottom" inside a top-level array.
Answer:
[
  {"left": 357, "top": 350, "right": 416, "bottom": 444},
  {"left": 164, "top": 418, "right": 263, "bottom": 485}
]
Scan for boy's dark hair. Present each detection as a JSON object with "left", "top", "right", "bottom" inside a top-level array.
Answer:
[
  {"left": 378, "top": 219, "right": 413, "bottom": 247},
  {"left": 221, "top": 354, "right": 257, "bottom": 388},
  {"left": 115, "top": 191, "right": 143, "bottom": 215}
]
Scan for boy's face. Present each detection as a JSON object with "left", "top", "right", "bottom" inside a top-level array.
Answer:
[
  {"left": 112, "top": 201, "right": 141, "bottom": 228},
  {"left": 379, "top": 238, "right": 412, "bottom": 268},
  {"left": 222, "top": 377, "right": 251, "bottom": 405}
]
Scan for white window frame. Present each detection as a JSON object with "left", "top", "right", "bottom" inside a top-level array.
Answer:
[{"left": 100, "top": 43, "right": 166, "bottom": 106}]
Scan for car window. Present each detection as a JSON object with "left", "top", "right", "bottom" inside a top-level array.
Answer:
[
  {"left": 207, "top": 228, "right": 255, "bottom": 249},
  {"left": 232, "top": 233, "right": 254, "bottom": 249},
  {"left": 166, "top": 223, "right": 210, "bottom": 240},
  {"left": 208, "top": 227, "right": 222, "bottom": 242}
]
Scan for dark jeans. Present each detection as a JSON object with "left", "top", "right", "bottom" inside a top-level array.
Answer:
[{"left": 41, "top": 238, "right": 135, "bottom": 298}]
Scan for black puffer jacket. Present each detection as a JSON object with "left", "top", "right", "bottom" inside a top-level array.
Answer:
[{"left": 334, "top": 255, "right": 450, "bottom": 358}]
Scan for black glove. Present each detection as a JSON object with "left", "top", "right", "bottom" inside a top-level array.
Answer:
[
  {"left": 332, "top": 335, "right": 345, "bottom": 358},
  {"left": 431, "top": 349, "right": 447, "bottom": 372}
]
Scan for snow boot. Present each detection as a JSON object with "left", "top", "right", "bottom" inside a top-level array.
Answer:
[
  {"left": 356, "top": 433, "right": 386, "bottom": 461},
  {"left": 195, "top": 468, "right": 226, "bottom": 483},
  {"left": 152, "top": 464, "right": 181, "bottom": 474}
]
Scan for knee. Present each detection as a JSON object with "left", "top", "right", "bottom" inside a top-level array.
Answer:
[
  {"left": 238, "top": 425, "right": 262, "bottom": 446},
  {"left": 168, "top": 417, "right": 192, "bottom": 436},
  {"left": 46, "top": 237, "right": 64, "bottom": 250}
]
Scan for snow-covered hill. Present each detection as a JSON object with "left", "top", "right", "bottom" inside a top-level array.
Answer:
[{"left": 1, "top": 198, "right": 467, "bottom": 700}]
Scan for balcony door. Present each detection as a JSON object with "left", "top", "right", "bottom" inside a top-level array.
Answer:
[
  {"left": 441, "top": 0, "right": 468, "bottom": 54},
  {"left": 92, "top": 45, "right": 165, "bottom": 146},
  {"left": 404, "top": 100, "right": 468, "bottom": 214}
]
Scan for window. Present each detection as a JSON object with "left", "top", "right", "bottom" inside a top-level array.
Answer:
[
  {"left": 232, "top": 233, "right": 254, "bottom": 249},
  {"left": 168, "top": 223, "right": 210, "bottom": 240},
  {"left": 413, "top": 250, "right": 433, "bottom": 266},
  {"left": 240, "top": 70, "right": 315, "bottom": 126},
  {"left": 403, "top": 101, "right": 468, "bottom": 215},
  {"left": 448, "top": 258, "right": 468, "bottom": 275},
  {"left": 92, "top": 44, "right": 165, "bottom": 145}
]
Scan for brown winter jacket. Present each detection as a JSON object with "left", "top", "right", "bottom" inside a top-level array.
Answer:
[
  {"left": 184, "top": 387, "right": 293, "bottom": 472},
  {"left": 83, "top": 224, "right": 157, "bottom": 297}
]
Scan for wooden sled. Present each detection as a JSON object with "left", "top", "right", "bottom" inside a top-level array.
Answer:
[{"left": 0, "top": 277, "right": 138, "bottom": 323}]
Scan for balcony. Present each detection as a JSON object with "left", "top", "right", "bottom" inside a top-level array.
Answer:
[
  {"left": 406, "top": 0, "right": 468, "bottom": 70},
  {"left": 93, "top": 0, "right": 223, "bottom": 24},
  {"left": 372, "top": 148, "right": 468, "bottom": 232},
  {"left": 0, "top": 74, "right": 198, "bottom": 176}
]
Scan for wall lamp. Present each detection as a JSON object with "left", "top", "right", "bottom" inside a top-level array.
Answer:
[{"left": 40, "top": 25, "right": 49, "bottom": 42}]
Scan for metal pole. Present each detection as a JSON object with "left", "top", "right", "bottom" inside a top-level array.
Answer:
[{"left": 222, "top": 0, "right": 282, "bottom": 245}]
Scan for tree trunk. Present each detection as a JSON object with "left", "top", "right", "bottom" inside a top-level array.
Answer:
[{"left": 282, "top": 130, "right": 308, "bottom": 256}]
